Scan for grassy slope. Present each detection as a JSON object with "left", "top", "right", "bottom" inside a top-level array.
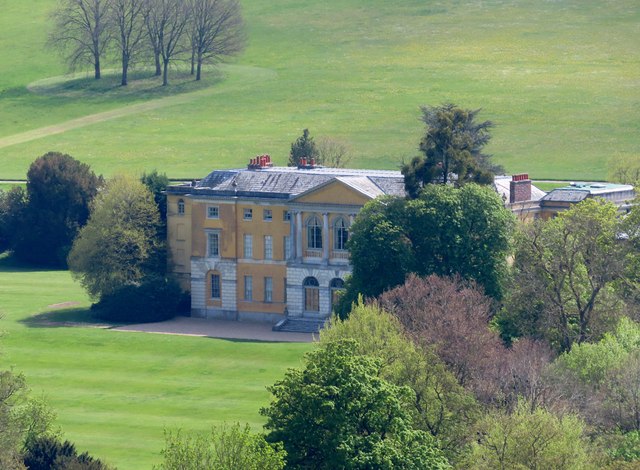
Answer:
[
  {"left": 0, "top": 0, "right": 637, "bottom": 180},
  {"left": 0, "top": 256, "right": 311, "bottom": 469}
]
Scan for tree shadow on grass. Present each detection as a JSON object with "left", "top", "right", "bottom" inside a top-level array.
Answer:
[
  {"left": 19, "top": 307, "right": 114, "bottom": 329},
  {"left": 0, "top": 252, "right": 67, "bottom": 273}
]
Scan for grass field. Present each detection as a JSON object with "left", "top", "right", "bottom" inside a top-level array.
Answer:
[
  {"left": 0, "top": 0, "right": 637, "bottom": 181},
  {"left": 0, "top": 254, "right": 312, "bottom": 469}
]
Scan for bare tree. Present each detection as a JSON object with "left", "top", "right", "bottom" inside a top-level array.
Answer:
[
  {"left": 49, "top": 0, "right": 112, "bottom": 79},
  {"left": 145, "top": 0, "right": 190, "bottom": 86},
  {"left": 186, "top": 0, "right": 245, "bottom": 81},
  {"left": 316, "top": 137, "right": 352, "bottom": 168},
  {"left": 109, "top": 0, "right": 148, "bottom": 85}
]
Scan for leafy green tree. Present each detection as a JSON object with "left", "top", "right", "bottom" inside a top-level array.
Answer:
[
  {"left": 340, "top": 184, "right": 513, "bottom": 314},
  {"left": 288, "top": 129, "right": 319, "bottom": 167},
  {"left": 503, "top": 198, "right": 628, "bottom": 352},
  {"left": 608, "top": 154, "right": 640, "bottom": 185},
  {"left": 402, "top": 104, "right": 499, "bottom": 197},
  {"left": 23, "top": 435, "right": 113, "bottom": 470},
  {"left": 344, "top": 197, "right": 413, "bottom": 302},
  {"left": 11, "top": 152, "right": 102, "bottom": 267},
  {"left": 408, "top": 184, "right": 513, "bottom": 299},
  {"left": 141, "top": 170, "right": 170, "bottom": 227},
  {"left": 261, "top": 339, "right": 450, "bottom": 469},
  {"left": 155, "top": 423, "right": 286, "bottom": 470},
  {"left": 464, "top": 400, "right": 593, "bottom": 470},
  {"left": 0, "top": 371, "right": 59, "bottom": 470},
  {"left": 68, "top": 174, "right": 161, "bottom": 299},
  {"left": 0, "top": 186, "right": 27, "bottom": 254},
  {"left": 321, "top": 301, "right": 478, "bottom": 463}
]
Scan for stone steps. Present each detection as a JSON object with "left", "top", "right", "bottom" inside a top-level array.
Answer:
[{"left": 272, "top": 317, "right": 327, "bottom": 334}]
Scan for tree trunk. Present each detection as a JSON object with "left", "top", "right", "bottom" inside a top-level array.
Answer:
[
  {"left": 196, "top": 58, "right": 202, "bottom": 81},
  {"left": 155, "top": 51, "right": 162, "bottom": 76},
  {"left": 94, "top": 57, "right": 101, "bottom": 80},
  {"left": 121, "top": 53, "right": 129, "bottom": 86},
  {"left": 162, "top": 59, "right": 169, "bottom": 86},
  {"left": 191, "top": 49, "right": 195, "bottom": 75}
]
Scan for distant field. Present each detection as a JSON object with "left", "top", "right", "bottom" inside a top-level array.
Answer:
[
  {"left": 0, "top": 0, "right": 637, "bottom": 180},
  {"left": 0, "top": 255, "right": 311, "bottom": 469}
]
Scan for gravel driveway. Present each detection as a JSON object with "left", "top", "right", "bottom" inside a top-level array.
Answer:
[{"left": 112, "top": 316, "right": 315, "bottom": 343}]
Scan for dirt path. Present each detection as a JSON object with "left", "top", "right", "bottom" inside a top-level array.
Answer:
[
  {"left": 0, "top": 92, "right": 197, "bottom": 150},
  {"left": 0, "top": 65, "right": 277, "bottom": 151}
]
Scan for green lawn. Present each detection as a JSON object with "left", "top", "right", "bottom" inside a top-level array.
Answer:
[
  {"left": 0, "top": 0, "right": 637, "bottom": 181},
  {"left": 0, "top": 255, "right": 311, "bottom": 469}
]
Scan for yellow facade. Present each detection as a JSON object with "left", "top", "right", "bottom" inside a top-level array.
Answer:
[{"left": 166, "top": 165, "right": 406, "bottom": 322}]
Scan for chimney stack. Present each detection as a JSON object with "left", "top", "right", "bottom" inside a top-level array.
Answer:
[{"left": 510, "top": 173, "right": 531, "bottom": 203}]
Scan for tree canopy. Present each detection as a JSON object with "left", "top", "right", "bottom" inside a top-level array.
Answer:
[
  {"left": 502, "top": 198, "right": 628, "bottom": 352},
  {"left": 10, "top": 152, "right": 102, "bottom": 267},
  {"left": 288, "top": 129, "right": 318, "bottom": 167},
  {"left": 402, "top": 104, "right": 499, "bottom": 198},
  {"left": 261, "top": 339, "right": 450, "bottom": 469},
  {"left": 340, "top": 183, "right": 513, "bottom": 314},
  {"left": 68, "top": 174, "right": 161, "bottom": 299}
]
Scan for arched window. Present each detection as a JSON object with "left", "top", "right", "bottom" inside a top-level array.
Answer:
[
  {"left": 303, "top": 277, "right": 320, "bottom": 312},
  {"left": 306, "top": 216, "right": 322, "bottom": 250},
  {"left": 330, "top": 278, "right": 345, "bottom": 309},
  {"left": 177, "top": 199, "right": 185, "bottom": 215},
  {"left": 333, "top": 218, "right": 349, "bottom": 251}
]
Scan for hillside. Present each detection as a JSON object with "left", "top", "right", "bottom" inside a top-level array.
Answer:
[{"left": 0, "top": 0, "right": 637, "bottom": 180}]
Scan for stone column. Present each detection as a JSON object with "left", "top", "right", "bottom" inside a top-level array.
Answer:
[
  {"left": 296, "top": 211, "right": 303, "bottom": 260},
  {"left": 322, "top": 213, "right": 329, "bottom": 262},
  {"left": 289, "top": 211, "right": 295, "bottom": 260}
]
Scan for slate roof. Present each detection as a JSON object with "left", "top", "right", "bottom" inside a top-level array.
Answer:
[
  {"left": 541, "top": 189, "right": 590, "bottom": 203},
  {"left": 168, "top": 166, "right": 406, "bottom": 200}
]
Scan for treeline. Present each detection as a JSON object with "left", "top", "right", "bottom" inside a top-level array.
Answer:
[
  {"left": 0, "top": 152, "right": 184, "bottom": 324},
  {"left": 48, "top": 0, "right": 246, "bottom": 86}
]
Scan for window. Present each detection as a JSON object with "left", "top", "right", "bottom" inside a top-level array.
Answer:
[
  {"left": 243, "top": 208, "right": 253, "bottom": 220},
  {"left": 283, "top": 210, "right": 291, "bottom": 222},
  {"left": 207, "top": 205, "right": 219, "bottom": 219},
  {"left": 306, "top": 216, "right": 322, "bottom": 250},
  {"left": 207, "top": 231, "right": 220, "bottom": 257},
  {"left": 330, "top": 278, "right": 345, "bottom": 309},
  {"left": 177, "top": 199, "right": 185, "bottom": 215},
  {"left": 334, "top": 218, "right": 349, "bottom": 251},
  {"left": 284, "top": 236, "right": 291, "bottom": 260},
  {"left": 244, "top": 276, "right": 253, "bottom": 301},
  {"left": 264, "top": 235, "right": 273, "bottom": 260},
  {"left": 264, "top": 277, "right": 273, "bottom": 302},
  {"left": 263, "top": 209, "right": 272, "bottom": 221},
  {"left": 211, "top": 273, "right": 221, "bottom": 299},
  {"left": 243, "top": 234, "right": 253, "bottom": 258},
  {"left": 304, "top": 277, "right": 320, "bottom": 312}
]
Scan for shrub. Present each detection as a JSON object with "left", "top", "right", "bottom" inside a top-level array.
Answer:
[
  {"left": 93, "top": 278, "right": 181, "bottom": 323},
  {"left": 23, "top": 435, "right": 112, "bottom": 470}
]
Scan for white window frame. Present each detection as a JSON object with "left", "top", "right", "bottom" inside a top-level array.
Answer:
[
  {"left": 284, "top": 236, "right": 291, "bottom": 260},
  {"left": 243, "top": 234, "right": 253, "bottom": 259},
  {"left": 243, "top": 208, "right": 253, "bottom": 220},
  {"left": 306, "top": 216, "right": 323, "bottom": 250},
  {"left": 177, "top": 199, "right": 185, "bottom": 215},
  {"left": 211, "top": 273, "right": 221, "bottom": 299},
  {"left": 264, "top": 277, "right": 273, "bottom": 303},
  {"left": 206, "top": 230, "right": 221, "bottom": 258},
  {"left": 334, "top": 217, "right": 349, "bottom": 251},
  {"left": 207, "top": 205, "right": 219, "bottom": 219},
  {"left": 263, "top": 209, "right": 273, "bottom": 221},
  {"left": 264, "top": 235, "right": 273, "bottom": 260},
  {"left": 244, "top": 276, "right": 253, "bottom": 301},
  {"left": 283, "top": 210, "right": 291, "bottom": 222}
]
